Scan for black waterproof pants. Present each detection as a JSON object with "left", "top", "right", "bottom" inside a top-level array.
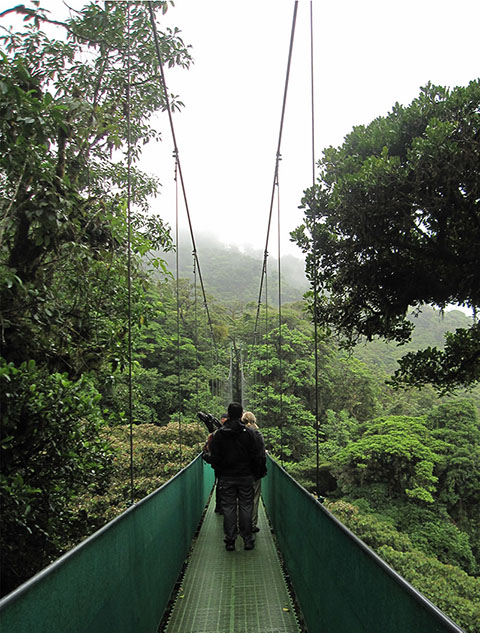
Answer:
[{"left": 218, "top": 475, "right": 254, "bottom": 545}]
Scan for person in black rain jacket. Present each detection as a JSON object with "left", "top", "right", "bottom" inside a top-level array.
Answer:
[{"left": 209, "top": 402, "right": 266, "bottom": 551}]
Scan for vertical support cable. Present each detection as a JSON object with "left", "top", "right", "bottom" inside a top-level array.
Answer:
[
  {"left": 276, "top": 171, "right": 284, "bottom": 466},
  {"left": 310, "top": 0, "right": 321, "bottom": 497},
  {"left": 310, "top": 1, "right": 316, "bottom": 188},
  {"left": 228, "top": 344, "right": 233, "bottom": 402},
  {"left": 250, "top": 318, "right": 259, "bottom": 407},
  {"left": 126, "top": 2, "right": 134, "bottom": 506},
  {"left": 193, "top": 253, "right": 199, "bottom": 410},
  {"left": 240, "top": 347, "right": 246, "bottom": 407},
  {"left": 193, "top": 252, "right": 202, "bottom": 449},
  {"left": 174, "top": 156, "right": 183, "bottom": 465},
  {"left": 264, "top": 258, "right": 269, "bottom": 420}
]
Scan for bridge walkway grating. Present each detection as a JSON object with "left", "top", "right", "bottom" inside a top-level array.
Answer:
[{"left": 163, "top": 493, "right": 302, "bottom": 633}]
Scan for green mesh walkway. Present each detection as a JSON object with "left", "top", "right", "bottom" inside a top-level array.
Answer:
[{"left": 163, "top": 494, "right": 301, "bottom": 633}]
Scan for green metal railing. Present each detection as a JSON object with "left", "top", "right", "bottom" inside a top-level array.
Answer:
[
  {"left": 0, "top": 454, "right": 215, "bottom": 633},
  {"left": 2, "top": 453, "right": 465, "bottom": 633},
  {"left": 262, "top": 455, "right": 464, "bottom": 633}
]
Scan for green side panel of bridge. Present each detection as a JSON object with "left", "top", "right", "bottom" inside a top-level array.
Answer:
[
  {"left": 0, "top": 455, "right": 215, "bottom": 633},
  {"left": 164, "top": 493, "right": 301, "bottom": 633},
  {"left": 262, "top": 455, "right": 464, "bottom": 633},
  {"left": 0, "top": 454, "right": 464, "bottom": 633}
]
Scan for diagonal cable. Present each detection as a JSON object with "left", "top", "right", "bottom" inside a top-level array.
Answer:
[
  {"left": 253, "top": 0, "right": 298, "bottom": 341},
  {"left": 147, "top": 2, "right": 219, "bottom": 364},
  {"left": 247, "top": 1, "right": 298, "bottom": 381}
]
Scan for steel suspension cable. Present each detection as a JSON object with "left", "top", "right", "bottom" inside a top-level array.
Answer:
[
  {"left": 276, "top": 174, "right": 285, "bottom": 465},
  {"left": 193, "top": 253, "right": 199, "bottom": 412},
  {"left": 147, "top": 3, "right": 219, "bottom": 366},
  {"left": 264, "top": 258, "right": 269, "bottom": 416},
  {"left": 310, "top": 1, "right": 316, "bottom": 189},
  {"left": 253, "top": 0, "right": 298, "bottom": 340},
  {"left": 174, "top": 157, "right": 183, "bottom": 465},
  {"left": 192, "top": 252, "right": 203, "bottom": 450},
  {"left": 246, "top": 1, "right": 297, "bottom": 450},
  {"left": 244, "top": 0, "right": 298, "bottom": 439},
  {"left": 310, "top": 0, "right": 321, "bottom": 497},
  {"left": 126, "top": 2, "right": 135, "bottom": 506}
]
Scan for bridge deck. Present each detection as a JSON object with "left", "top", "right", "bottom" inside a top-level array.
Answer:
[{"left": 163, "top": 493, "right": 301, "bottom": 633}]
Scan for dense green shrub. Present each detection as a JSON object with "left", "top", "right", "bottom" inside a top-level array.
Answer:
[
  {"left": 68, "top": 422, "right": 206, "bottom": 535},
  {"left": 326, "top": 500, "right": 480, "bottom": 632},
  {"left": 410, "top": 520, "right": 478, "bottom": 576},
  {"left": 379, "top": 547, "right": 480, "bottom": 633},
  {"left": 0, "top": 359, "right": 113, "bottom": 594},
  {"left": 335, "top": 416, "right": 440, "bottom": 503},
  {"left": 286, "top": 457, "right": 337, "bottom": 495},
  {"left": 325, "top": 500, "right": 413, "bottom": 552}
]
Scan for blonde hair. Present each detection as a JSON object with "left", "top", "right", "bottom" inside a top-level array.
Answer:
[{"left": 242, "top": 411, "right": 258, "bottom": 429}]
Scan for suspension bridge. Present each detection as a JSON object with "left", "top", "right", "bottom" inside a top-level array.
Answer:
[
  {"left": 0, "top": 2, "right": 466, "bottom": 632},
  {"left": 0, "top": 455, "right": 463, "bottom": 633}
]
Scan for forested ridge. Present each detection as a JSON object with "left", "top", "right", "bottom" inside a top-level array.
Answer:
[
  {"left": 1, "top": 3, "right": 479, "bottom": 631},
  {"left": 157, "top": 230, "right": 310, "bottom": 304},
  {"left": 5, "top": 245, "right": 480, "bottom": 628}
]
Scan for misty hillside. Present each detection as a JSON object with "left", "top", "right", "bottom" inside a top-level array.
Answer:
[
  {"left": 157, "top": 235, "right": 473, "bottom": 363},
  {"left": 156, "top": 233, "right": 475, "bottom": 380},
  {"left": 354, "top": 307, "right": 474, "bottom": 375},
  {"left": 158, "top": 231, "right": 309, "bottom": 304}
]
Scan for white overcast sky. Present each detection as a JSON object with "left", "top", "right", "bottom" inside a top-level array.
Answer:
[
  {"left": 149, "top": 0, "right": 480, "bottom": 259},
  {"left": 3, "top": 0, "right": 480, "bottom": 259}
]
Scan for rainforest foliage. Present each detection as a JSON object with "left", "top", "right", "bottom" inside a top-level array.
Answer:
[
  {"left": 1, "top": 3, "right": 479, "bottom": 631},
  {"left": 292, "top": 80, "right": 480, "bottom": 392},
  {"left": 0, "top": 0, "right": 188, "bottom": 594}
]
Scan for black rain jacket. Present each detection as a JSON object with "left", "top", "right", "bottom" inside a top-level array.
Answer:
[{"left": 209, "top": 418, "right": 266, "bottom": 479}]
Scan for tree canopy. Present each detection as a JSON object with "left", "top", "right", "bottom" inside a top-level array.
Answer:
[
  {"left": 1, "top": 7, "right": 479, "bottom": 627},
  {"left": 0, "top": 0, "right": 190, "bottom": 594},
  {"left": 292, "top": 81, "right": 480, "bottom": 391},
  {"left": 0, "top": 0, "right": 188, "bottom": 373}
]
